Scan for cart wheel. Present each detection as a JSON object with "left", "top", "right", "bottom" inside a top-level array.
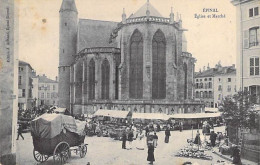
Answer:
[
  {"left": 33, "top": 148, "right": 49, "bottom": 162},
  {"left": 53, "top": 142, "right": 70, "bottom": 164},
  {"left": 79, "top": 144, "right": 87, "bottom": 158}
]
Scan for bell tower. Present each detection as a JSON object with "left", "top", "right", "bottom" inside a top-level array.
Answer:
[{"left": 58, "top": 0, "right": 78, "bottom": 109}]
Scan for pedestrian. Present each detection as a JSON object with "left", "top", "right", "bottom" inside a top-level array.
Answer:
[
  {"left": 136, "top": 130, "right": 145, "bottom": 150},
  {"left": 164, "top": 127, "right": 171, "bottom": 143},
  {"left": 128, "top": 129, "right": 134, "bottom": 149},
  {"left": 179, "top": 121, "right": 183, "bottom": 132},
  {"left": 231, "top": 145, "right": 242, "bottom": 165},
  {"left": 210, "top": 131, "right": 217, "bottom": 147},
  {"left": 122, "top": 130, "right": 127, "bottom": 149},
  {"left": 147, "top": 137, "right": 155, "bottom": 164},
  {"left": 153, "top": 132, "right": 158, "bottom": 147},
  {"left": 194, "top": 130, "right": 201, "bottom": 145},
  {"left": 16, "top": 124, "right": 24, "bottom": 140},
  {"left": 145, "top": 126, "right": 149, "bottom": 136}
]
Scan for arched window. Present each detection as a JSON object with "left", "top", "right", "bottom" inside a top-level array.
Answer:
[
  {"left": 129, "top": 30, "right": 143, "bottom": 99},
  {"left": 152, "top": 30, "right": 166, "bottom": 99},
  {"left": 88, "top": 59, "right": 95, "bottom": 100},
  {"left": 183, "top": 63, "right": 188, "bottom": 99},
  {"left": 101, "top": 58, "right": 110, "bottom": 99},
  {"left": 75, "top": 62, "right": 83, "bottom": 103}
]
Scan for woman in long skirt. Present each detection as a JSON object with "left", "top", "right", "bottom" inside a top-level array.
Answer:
[
  {"left": 136, "top": 130, "right": 145, "bottom": 150},
  {"left": 147, "top": 142, "right": 155, "bottom": 164}
]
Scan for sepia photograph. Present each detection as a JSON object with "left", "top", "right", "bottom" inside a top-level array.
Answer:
[{"left": 0, "top": 0, "right": 259, "bottom": 164}]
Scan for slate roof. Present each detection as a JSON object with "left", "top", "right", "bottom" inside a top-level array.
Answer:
[
  {"left": 60, "top": 0, "right": 77, "bottom": 13},
  {"left": 129, "top": 1, "right": 162, "bottom": 18},
  {"left": 19, "top": 60, "right": 33, "bottom": 70},
  {"left": 77, "top": 19, "right": 119, "bottom": 52},
  {"left": 195, "top": 66, "right": 236, "bottom": 78},
  {"left": 38, "top": 75, "right": 57, "bottom": 83}
]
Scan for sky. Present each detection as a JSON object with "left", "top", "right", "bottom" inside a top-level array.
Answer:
[{"left": 18, "top": 0, "right": 237, "bottom": 80}]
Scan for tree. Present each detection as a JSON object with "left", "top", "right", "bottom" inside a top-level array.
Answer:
[{"left": 221, "top": 91, "right": 258, "bottom": 130}]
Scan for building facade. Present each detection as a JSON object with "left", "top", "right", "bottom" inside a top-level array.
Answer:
[
  {"left": 195, "top": 64, "right": 236, "bottom": 108},
  {"left": 59, "top": 0, "right": 203, "bottom": 115},
  {"left": 18, "top": 61, "right": 34, "bottom": 110},
  {"left": 38, "top": 75, "right": 59, "bottom": 106},
  {"left": 232, "top": 0, "right": 260, "bottom": 104}
]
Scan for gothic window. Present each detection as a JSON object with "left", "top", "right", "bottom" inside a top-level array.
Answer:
[
  {"left": 75, "top": 62, "right": 83, "bottom": 104},
  {"left": 152, "top": 30, "right": 166, "bottom": 99},
  {"left": 174, "top": 35, "right": 177, "bottom": 65},
  {"left": 88, "top": 59, "right": 95, "bottom": 100},
  {"left": 101, "top": 58, "right": 110, "bottom": 99},
  {"left": 129, "top": 30, "right": 143, "bottom": 99},
  {"left": 183, "top": 63, "right": 188, "bottom": 100}
]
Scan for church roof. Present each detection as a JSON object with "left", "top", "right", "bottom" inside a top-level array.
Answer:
[
  {"left": 129, "top": 1, "right": 162, "bottom": 18},
  {"left": 59, "top": 0, "right": 77, "bottom": 13},
  {"left": 77, "top": 19, "right": 118, "bottom": 52}
]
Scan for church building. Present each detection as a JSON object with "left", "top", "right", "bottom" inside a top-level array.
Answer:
[{"left": 58, "top": 0, "right": 204, "bottom": 115}]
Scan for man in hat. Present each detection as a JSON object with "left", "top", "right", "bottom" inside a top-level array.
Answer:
[{"left": 16, "top": 124, "right": 24, "bottom": 140}]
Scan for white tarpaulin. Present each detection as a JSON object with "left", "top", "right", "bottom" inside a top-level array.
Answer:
[
  {"left": 205, "top": 107, "right": 219, "bottom": 113},
  {"left": 132, "top": 113, "right": 169, "bottom": 120},
  {"left": 54, "top": 108, "right": 67, "bottom": 113},
  {"left": 93, "top": 109, "right": 131, "bottom": 118},
  {"left": 168, "top": 112, "right": 222, "bottom": 119}
]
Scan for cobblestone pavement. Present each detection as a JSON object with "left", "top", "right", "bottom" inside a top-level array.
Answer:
[{"left": 16, "top": 126, "right": 230, "bottom": 165}]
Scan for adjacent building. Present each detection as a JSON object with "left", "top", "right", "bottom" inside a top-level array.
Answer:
[
  {"left": 232, "top": 0, "right": 260, "bottom": 104},
  {"left": 195, "top": 64, "right": 236, "bottom": 108},
  {"left": 38, "top": 75, "right": 59, "bottom": 106},
  {"left": 18, "top": 60, "right": 34, "bottom": 110},
  {"left": 59, "top": 0, "right": 203, "bottom": 115}
]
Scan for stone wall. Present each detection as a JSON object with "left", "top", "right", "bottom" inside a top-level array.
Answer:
[{"left": 0, "top": 0, "right": 18, "bottom": 164}]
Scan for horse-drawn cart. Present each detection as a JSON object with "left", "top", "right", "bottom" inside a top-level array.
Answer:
[{"left": 31, "top": 114, "right": 88, "bottom": 164}]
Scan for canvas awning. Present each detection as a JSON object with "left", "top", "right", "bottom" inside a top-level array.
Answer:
[
  {"left": 93, "top": 109, "right": 131, "bottom": 118},
  {"left": 168, "top": 112, "right": 222, "bottom": 119},
  {"left": 54, "top": 108, "right": 67, "bottom": 113},
  {"left": 205, "top": 107, "right": 219, "bottom": 113},
  {"left": 31, "top": 114, "right": 86, "bottom": 139},
  {"left": 132, "top": 113, "right": 169, "bottom": 120}
]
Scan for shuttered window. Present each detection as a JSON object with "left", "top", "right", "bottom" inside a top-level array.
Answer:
[
  {"left": 250, "top": 57, "right": 260, "bottom": 76},
  {"left": 152, "top": 30, "right": 166, "bottom": 99},
  {"left": 129, "top": 30, "right": 143, "bottom": 99},
  {"left": 249, "top": 27, "right": 259, "bottom": 47}
]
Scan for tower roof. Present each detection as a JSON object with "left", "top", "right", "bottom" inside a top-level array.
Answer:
[
  {"left": 59, "top": 0, "right": 78, "bottom": 13},
  {"left": 129, "top": 1, "right": 162, "bottom": 18}
]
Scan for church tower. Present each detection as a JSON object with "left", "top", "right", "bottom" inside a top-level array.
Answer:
[{"left": 58, "top": 0, "right": 78, "bottom": 109}]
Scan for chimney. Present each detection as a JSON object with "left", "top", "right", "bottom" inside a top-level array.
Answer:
[
  {"left": 203, "top": 66, "right": 206, "bottom": 71},
  {"left": 207, "top": 63, "right": 210, "bottom": 70},
  {"left": 232, "top": 64, "right": 235, "bottom": 68},
  {"left": 55, "top": 76, "right": 58, "bottom": 82}
]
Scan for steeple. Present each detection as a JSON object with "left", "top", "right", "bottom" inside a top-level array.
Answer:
[
  {"left": 59, "top": 0, "right": 78, "bottom": 13},
  {"left": 146, "top": 0, "right": 150, "bottom": 17},
  {"left": 122, "top": 8, "right": 126, "bottom": 24},
  {"left": 170, "top": 7, "right": 174, "bottom": 24}
]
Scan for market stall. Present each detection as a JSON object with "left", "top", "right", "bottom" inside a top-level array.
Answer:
[
  {"left": 92, "top": 109, "right": 132, "bottom": 139},
  {"left": 132, "top": 113, "right": 170, "bottom": 131},
  {"left": 168, "top": 112, "right": 222, "bottom": 130}
]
